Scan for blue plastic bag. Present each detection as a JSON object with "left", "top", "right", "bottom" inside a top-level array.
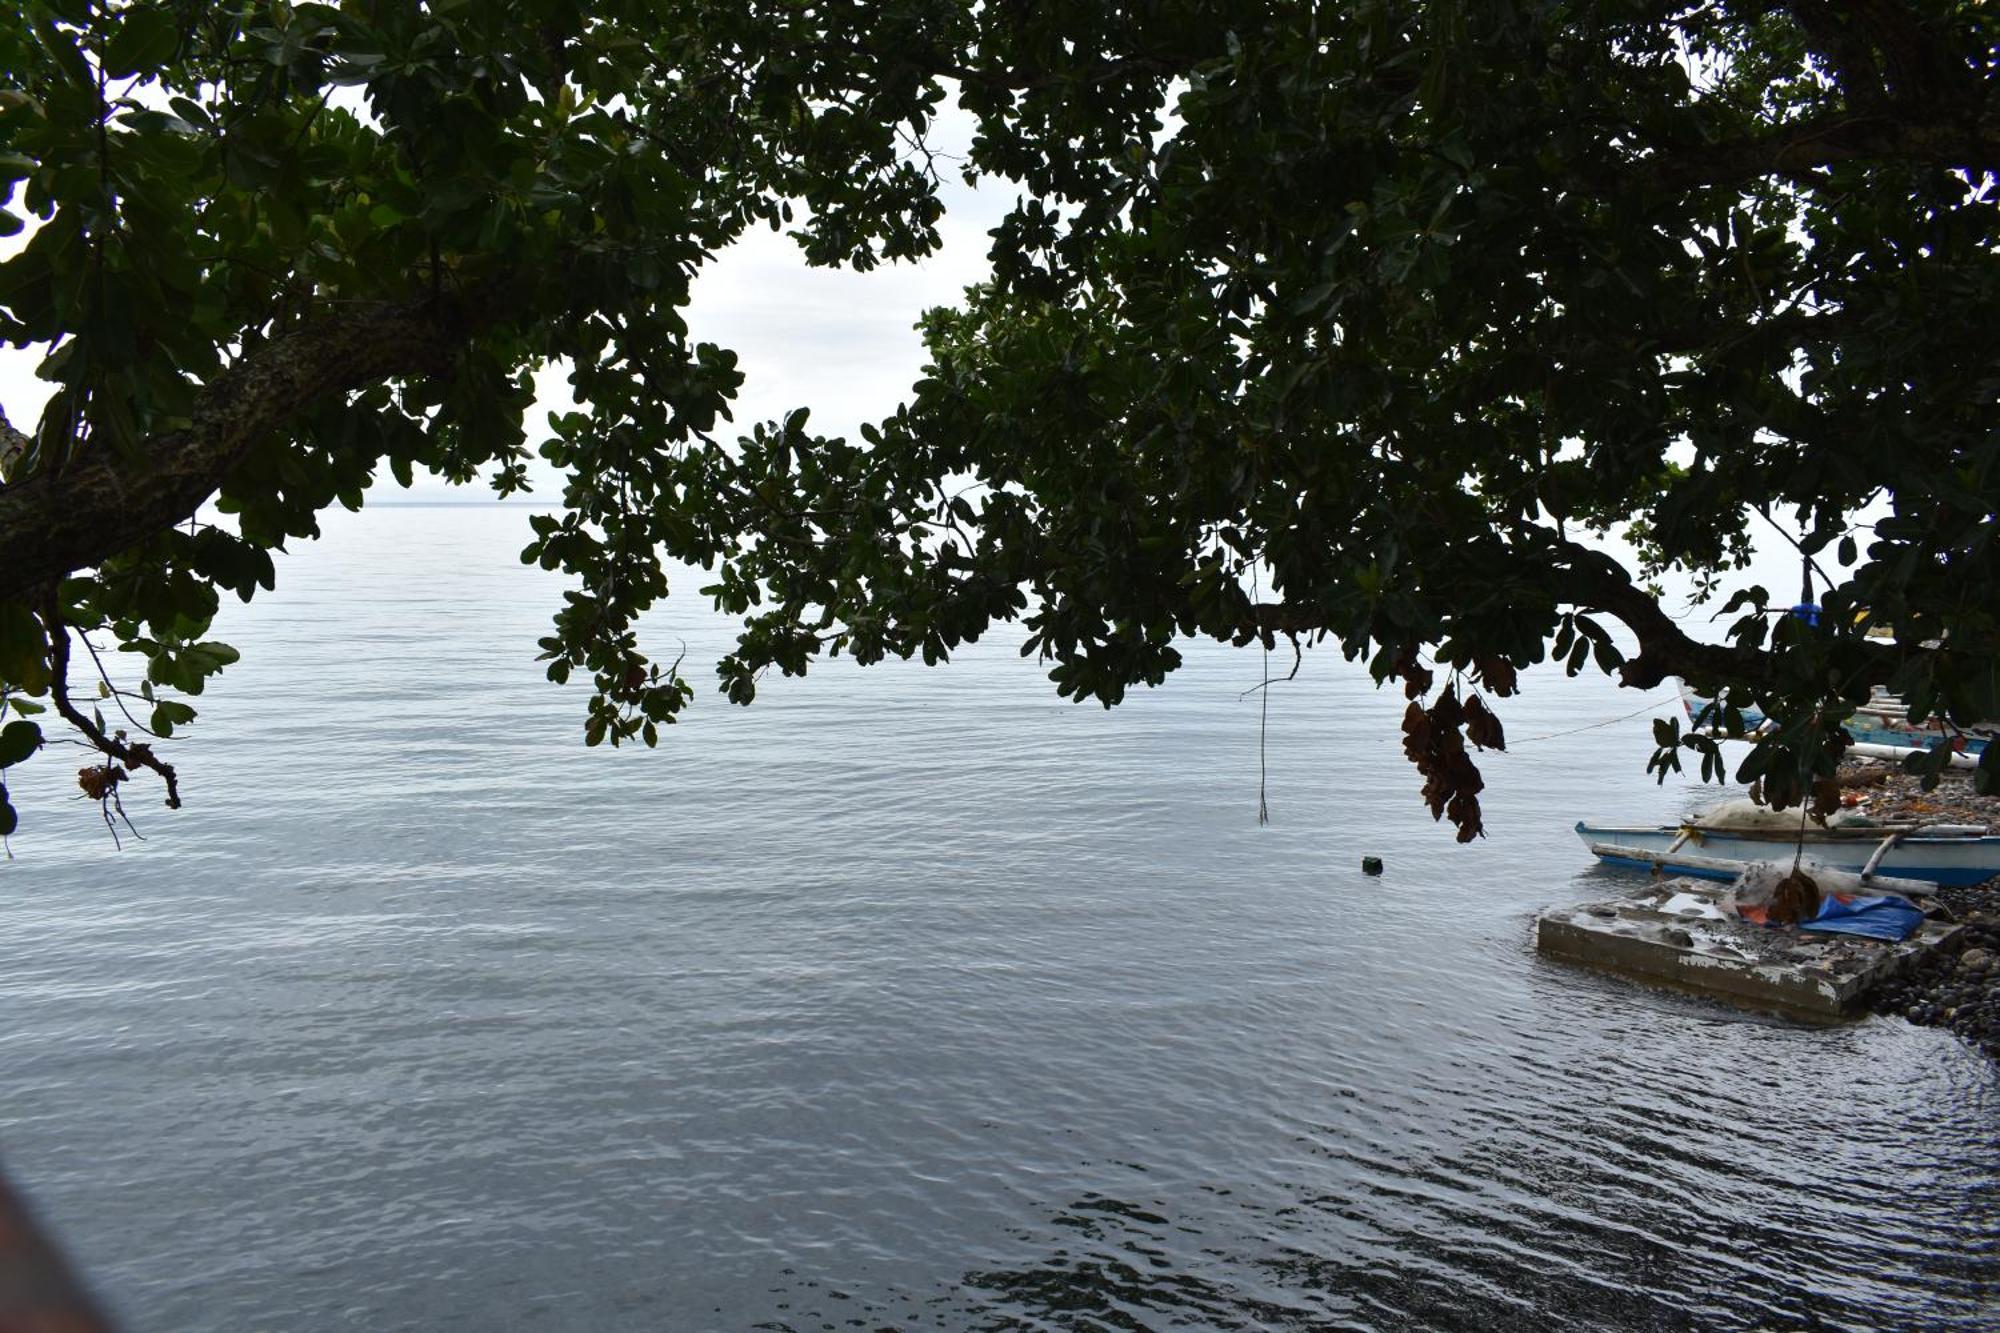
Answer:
[{"left": 1799, "top": 894, "right": 1926, "bottom": 942}]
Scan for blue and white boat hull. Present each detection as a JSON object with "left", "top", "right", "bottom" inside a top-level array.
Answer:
[{"left": 1576, "top": 822, "right": 2000, "bottom": 887}]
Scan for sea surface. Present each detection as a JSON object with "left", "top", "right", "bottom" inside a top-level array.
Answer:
[{"left": 1, "top": 504, "right": 1994, "bottom": 1332}]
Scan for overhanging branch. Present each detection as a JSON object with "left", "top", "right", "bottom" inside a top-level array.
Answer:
[
  {"left": 1638, "top": 108, "right": 2000, "bottom": 193},
  {"left": 0, "top": 294, "right": 497, "bottom": 602},
  {"left": 0, "top": 406, "right": 27, "bottom": 479},
  {"left": 1230, "top": 539, "right": 1904, "bottom": 696}
]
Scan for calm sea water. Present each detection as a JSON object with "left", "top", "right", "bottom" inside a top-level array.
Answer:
[{"left": 2, "top": 505, "right": 1994, "bottom": 1332}]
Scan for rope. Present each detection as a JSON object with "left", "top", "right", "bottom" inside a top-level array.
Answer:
[
  {"left": 1255, "top": 566, "right": 1271, "bottom": 825},
  {"left": 1509, "top": 693, "right": 1680, "bottom": 745}
]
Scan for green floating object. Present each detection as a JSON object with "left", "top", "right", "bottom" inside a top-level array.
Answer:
[{"left": 1361, "top": 856, "right": 1384, "bottom": 876}]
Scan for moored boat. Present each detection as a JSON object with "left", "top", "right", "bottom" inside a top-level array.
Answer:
[
  {"left": 1676, "top": 682, "right": 1993, "bottom": 757},
  {"left": 1576, "top": 819, "right": 2000, "bottom": 888}
]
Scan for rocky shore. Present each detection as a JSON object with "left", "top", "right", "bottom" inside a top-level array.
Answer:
[
  {"left": 1832, "top": 759, "right": 1995, "bottom": 829},
  {"left": 1840, "top": 757, "right": 2000, "bottom": 1059},
  {"left": 1868, "top": 876, "right": 2000, "bottom": 1059}
]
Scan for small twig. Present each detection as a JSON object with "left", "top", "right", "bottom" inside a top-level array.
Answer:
[
  {"left": 1754, "top": 505, "right": 1838, "bottom": 597},
  {"left": 44, "top": 593, "right": 180, "bottom": 809},
  {"left": 285, "top": 86, "right": 334, "bottom": 150},
  {"left": 77, "top": 629, "right": 160, "bottom": 738},
  {"left": 83, "top": 781, "right": 145, "bottom": 850},
  {"left": 1236, "top": 631, "right": 1303, "bottom": 696}
]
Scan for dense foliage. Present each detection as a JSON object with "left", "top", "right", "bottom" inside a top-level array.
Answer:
[{"left": 2, "top": 0, "right": 1997, "bottom": 845}]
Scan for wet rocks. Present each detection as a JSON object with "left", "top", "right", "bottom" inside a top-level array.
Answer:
[
  {"left": 1834, "top": 757, "right": 1999, "bottom": 830},
  {"left": 1837, "top": 756, "right": 2000, "bottom": 1059},
  {"left": 1867, "top": 875, "right": 2000, "bottom": 1061}
]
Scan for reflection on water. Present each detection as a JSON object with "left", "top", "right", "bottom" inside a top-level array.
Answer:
[{"left": 0, "top": 505, "right": 1994, "bottom": 1332}]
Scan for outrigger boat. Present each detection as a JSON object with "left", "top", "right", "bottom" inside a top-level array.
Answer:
[
  {"left": 1577, "top": 819, "right": 2000, "bottom": 888},
  {"left": 1678, "top": 682, "right": 1993, "bottom": 757}
]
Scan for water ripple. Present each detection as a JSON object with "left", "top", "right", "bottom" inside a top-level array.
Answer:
[{"left": 0, "top": 506, "right": 1994, "bottom": 1331}]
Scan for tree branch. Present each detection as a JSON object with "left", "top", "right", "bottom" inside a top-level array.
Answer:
[
  {"left": 1539, "top": 539, "right": 1908, "bottom": 693},
  {"left": 1638, "top": 107, "right": 2000, "bottom": 193},
  {"left": 1792, "top": 0, "right": 1984, "bottom": 108},
  {"left": 0, "top": 294, "right": 498, "bottom": 602},
  {"left": 45, "top": 591, "right": 181, "bottom": 809},
  {"left": 1539, "top": 545, "right": 1772, "bottom": 689},
  {"left": 1233, "top": 539, "right": 1904, "bottom": 697},
  {"left": 941, "top": 53, "right": 1195, "bottom": 94},
  {"left": 0, "top": 404, "right": 27, "bottom": 482}
]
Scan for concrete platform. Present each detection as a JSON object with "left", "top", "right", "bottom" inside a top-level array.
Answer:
[{"left": 1536, "top": 878, "right": 1960, "bottom": 1019}]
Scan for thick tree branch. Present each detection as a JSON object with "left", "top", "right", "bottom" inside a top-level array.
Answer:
[
  {"left": 942, "top": 54, "right": 1193, "bottom": 93},
  {"left": 1639, "top": 107, "right": 2000, "bottom": 193},
  {"left": 0, "top": 295, "right": 495, "bottom": 602},
  {"left": 1637, "top": 2, "right": 1994, "bottom": 190},
  {"left": 1541, "top": 540, "right": 1909, "bottom": 695},
  {"left": 1234, "top": 539, "right": 1906, "bottom": 698},
  {"left": 1792, "top": 0, "right": 1984, "bottom": 108},
  {"left": 1541, "top": 548, "right": 1773, "bottom": 689},
  {"left": 0, "top": 404, "right": 27, "bottom": 480}
]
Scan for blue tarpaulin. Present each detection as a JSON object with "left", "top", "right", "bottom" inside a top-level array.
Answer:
[{"left": 1799, "top": 894, "right": 1927, "bottom": 942}]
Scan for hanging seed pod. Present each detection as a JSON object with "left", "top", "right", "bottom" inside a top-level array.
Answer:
[
  {"left": 1396, "top": 648, "right": 1434, "bottom": 701},
  {"left": 1464, "top": 693, "right": 1506, "bottom": 751},
  {"left": 1404, "top": 684, "right": 1488, "bottom": 840},
  {"left": 1769, "top": 870, "right": 1821, "bottom": 925},
  {"left": 1473, "top": 656, "right": 1518, "bottom": 698}
]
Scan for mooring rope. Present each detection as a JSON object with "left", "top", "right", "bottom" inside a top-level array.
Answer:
[
  {"left": 1509, "top": 693, "right": 1679, "bottom": 745},
  {"left": 1255, "top": 566, "right": 1271, "bottom": 826}
]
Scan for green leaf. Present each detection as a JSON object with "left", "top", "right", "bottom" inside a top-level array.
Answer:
[
  {"left": 1900, "top": 742, "right": 1953, "bottom": 792},
  {"left": 0, "top": 603, "right": 49, "bottom": 694},
  {"left": 150, "top": 700, "right": 197, "bottom": 737},
  {"left": 1976, "top": 744, "right": 2000, "bottom": 798},
  {"left": 105, "top": 7, "right": 182, "bottom": 78},
  {"left": 0, "top": 719, "right": 41, "bottom": 767}
]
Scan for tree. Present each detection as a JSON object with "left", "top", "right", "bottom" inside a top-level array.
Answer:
[{"left": 2, "top": 0, "right": 1997, "bottom": 845}]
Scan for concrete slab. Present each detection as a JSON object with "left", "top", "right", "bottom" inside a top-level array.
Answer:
[{"left": 1536, "top": 877, "right": 1960, "bottom": 1020}]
